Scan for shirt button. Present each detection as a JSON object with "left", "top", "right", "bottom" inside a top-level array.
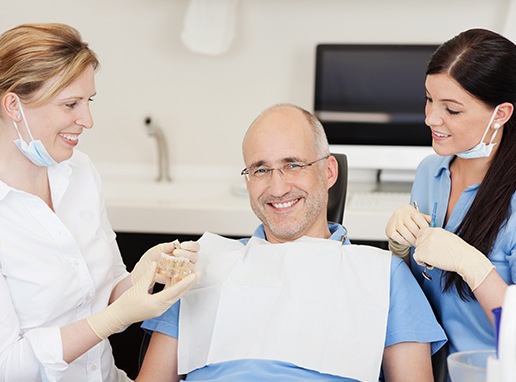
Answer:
[
  {"left": 91, "top": 364, "right": 97, "bottom": 371},
  {"left": 85, "top": 294, "right": 92, "bottom": 302}
]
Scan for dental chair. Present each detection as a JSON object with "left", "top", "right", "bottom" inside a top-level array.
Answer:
[
  {"left": 136, "top": 153, "right": 349, "bottom": 372},
  {"left": 327, "top": 153, "right": 348, "bottom": 225}
]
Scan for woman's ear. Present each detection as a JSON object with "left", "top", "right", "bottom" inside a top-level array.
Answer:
[
  {"left": 1, "top": 92, "right": 21, "bottom": 121},
  {"left": 495, "top": 102, "right": 514, "bottom": 127}
]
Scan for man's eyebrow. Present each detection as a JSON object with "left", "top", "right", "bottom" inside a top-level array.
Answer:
[
  {"left": 248, "top": 157, "right": 303, "bottom": 168},
  {"left": 282, "top": 156, "right": 302, "bottom": 163},
  {"left": 248, "top": 160, "right": 267, "bottom": 169}
]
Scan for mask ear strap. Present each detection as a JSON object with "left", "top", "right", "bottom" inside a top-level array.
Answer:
[
  {"left": 12, "top": 120, "right": 24, "bottom": 140},
  {"left": 481, "top": 105, "right": 500, "bottom": 144},
  {"left": 13, "top": 95, "right": 35, "bottom": 141}
]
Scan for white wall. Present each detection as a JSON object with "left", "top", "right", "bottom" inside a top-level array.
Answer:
[{"left": 0, "top": 0, "right": 511, "bottom": 170}]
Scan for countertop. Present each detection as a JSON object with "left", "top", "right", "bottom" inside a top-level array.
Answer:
[{"left": 99, "top": 163, "right": 410, "bottom": 241}]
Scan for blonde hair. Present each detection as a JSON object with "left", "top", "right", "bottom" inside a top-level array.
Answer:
[{"left": 0, "top": 23, "right": 99, "bottom": 106}]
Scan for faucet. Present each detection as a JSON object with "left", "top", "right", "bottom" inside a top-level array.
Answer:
[{"left": 144, "top": 117, "right": 172, "bottom": 182}]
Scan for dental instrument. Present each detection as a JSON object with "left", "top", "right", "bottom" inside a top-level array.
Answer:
[{"left": 413, "top": 201, "right": 435, "bottom": 281}]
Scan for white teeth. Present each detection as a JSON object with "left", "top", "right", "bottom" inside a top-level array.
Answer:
[
  {"left": 433, "top": 131, "right": 448, "bottom": 138},
  {"left": 60, "top": 133, "right": 78, "bottom": 141},
  {"left": 272, "top": 200, "right": 296, "bottom": 209}
]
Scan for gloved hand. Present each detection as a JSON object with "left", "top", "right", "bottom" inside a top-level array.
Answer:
[
  {"left": 414, "top": 227, "right": 495, "bottom": 291},
  {"left": 385, "top": 204, "right": 431, "bottom": 257},
  {"left": 87, "top": 262, "right": 198, "bottom": 340},
  {"left": 131, "top": 240, "right": 200, "bottom": 284}
]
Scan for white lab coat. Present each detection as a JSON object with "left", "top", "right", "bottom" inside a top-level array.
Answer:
[{"left": 0, "top": 150, "right": 129, "bottom": 381}]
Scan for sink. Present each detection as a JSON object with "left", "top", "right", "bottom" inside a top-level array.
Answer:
[
  {"left": 102, "top": 180, "right": 219, "bottom": 205},
  {"left": 96, "top": 163, "right": 259, "bottom": 236}
]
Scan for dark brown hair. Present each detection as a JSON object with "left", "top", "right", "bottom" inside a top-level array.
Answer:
[{"left": 427, "top": 28, "right": 516, "bottom": 300}]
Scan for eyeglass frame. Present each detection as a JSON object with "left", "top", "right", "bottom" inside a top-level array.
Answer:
[{"left": 240, "top": 155, "right": 330, "bottom": 182}]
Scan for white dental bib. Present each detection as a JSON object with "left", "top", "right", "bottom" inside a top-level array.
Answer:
[{"left": 179, "top": 232, "right": 391, "bottom": 382}]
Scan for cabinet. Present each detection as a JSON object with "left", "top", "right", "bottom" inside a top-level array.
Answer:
[{"left": 110, "top": 232, "right": 203, "bottom": 380}]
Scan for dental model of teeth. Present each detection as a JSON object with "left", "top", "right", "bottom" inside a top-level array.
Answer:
[{"left": 157, "top": 250, "right": 192, "bottom": 283}]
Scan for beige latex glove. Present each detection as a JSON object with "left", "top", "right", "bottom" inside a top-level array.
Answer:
[
  {"left": 414, "top": 227, "right": 495, "bottom": 291},
  {"left": 87, "top": 262, "right": 198, "bottom": 340},
  {"left": 131, "top": 240, "right": 200, "bottom": 284},
  {"left": 385, "top": 204, "right": 431, "bottom": 257}
]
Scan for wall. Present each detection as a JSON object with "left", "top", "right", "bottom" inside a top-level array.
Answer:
[{"left": 0, "top": 0, "right": 511, "bottom": 170}]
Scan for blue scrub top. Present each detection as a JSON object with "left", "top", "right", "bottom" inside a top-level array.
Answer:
[
  {"left": 143, "top": 223, "right": 446, "bottom": 382},
  {"left": 410, "top": 154, "right": 516, "bottom": 355}
]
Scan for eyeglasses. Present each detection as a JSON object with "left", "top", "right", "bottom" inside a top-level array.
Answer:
[{"left": 241, "top": 155, "right": 329, "bottom": 182}]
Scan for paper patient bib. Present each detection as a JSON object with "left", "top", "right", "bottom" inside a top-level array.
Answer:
[{"left": 179, "top": 232, "right": 391, "bottom": 382}]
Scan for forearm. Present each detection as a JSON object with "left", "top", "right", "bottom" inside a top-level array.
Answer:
[
  {"left": 473, "top": 269, "right": 508, "bottom": 325},
  {"left": 60, "top": 274, "right": 134, "bottom": 363},
  {"left": 60, "top": 319, "right": 103, "bottom": 363},
  {"left": 382, "top": 342, "right": 433, "bottom": 382},
  {"left": 110, "top": 274, "right": 133, "bottom": 304},
  {"left": 61, "top": 272, "right": 147, "bottom": 363},
  {"left": 137, "top": 331, "right": 180, "bottom": 382}
]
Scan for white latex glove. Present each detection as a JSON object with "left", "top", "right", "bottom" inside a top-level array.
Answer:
[
  {"left": 414, "top": 227, "right": 495, "bottom": 291},
  {"left": 172, "top": 241, "right": 200, "bottom": 264},
  {"left": 87, "top": 262, "right": 198, "bottom": 340},
  {"left": 131, "top": 240, "right": 200, "bottom": 284},
  {"left": 385, "top": 204, "right": 431, "bottom": 257}
]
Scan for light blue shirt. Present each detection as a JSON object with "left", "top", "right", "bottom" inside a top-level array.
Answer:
[
  {"left": 410, "top": 154, "right": 516, "bottom": 355},
  {"left": 143, "top": 224, "right": 446, "bottom": 381}
]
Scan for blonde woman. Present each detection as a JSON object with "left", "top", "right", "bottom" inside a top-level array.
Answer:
[{"left": 0, "top": 23, "right": 198, "bottom": 381}]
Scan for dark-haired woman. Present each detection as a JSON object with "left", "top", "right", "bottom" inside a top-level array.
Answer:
[{"left": 385, "top": 28, "right": 516, "bottom": 357}]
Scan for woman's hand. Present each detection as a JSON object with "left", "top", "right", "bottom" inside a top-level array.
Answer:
[
  {"left": 88, "top": 263, "right": 199, "bottom": 340},
  {"left": 385, "top": 204, "right": 430, "bottom": 257},
  {"left": 414, "top": 227, "right": 495, "bottom": 291},
  {"left": 131, "top": 240, "right": 200, "bottom": 284}
]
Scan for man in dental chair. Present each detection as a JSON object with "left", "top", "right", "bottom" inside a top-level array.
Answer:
[{"left": 137, "top": 103, "right": 447, "bottom": 382}]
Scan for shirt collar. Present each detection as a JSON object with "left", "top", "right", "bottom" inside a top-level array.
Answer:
[
  {"left": 433, "top": 155, "right": 453, "bottom": 178},
  {"left": 0, "top": 160, "right": 73, "bottom": 202},
  {"left": 251, "top": 223, "right": 350, "bottom": 245},
  {"left": 0, "top": 180, "right": 9, "bottom": 200},
  {"left": 433, "top": 155, "right": 481, "bottom": 192}
]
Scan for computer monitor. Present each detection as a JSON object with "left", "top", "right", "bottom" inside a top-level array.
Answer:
[{"left": 314, "top": 43, "right": 439, "bottom": 173}]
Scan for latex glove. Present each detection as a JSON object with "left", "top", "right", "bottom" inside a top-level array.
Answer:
[
  {"left": 385, "top": 204, "right": 431, "bottom": 257},
  {"left": 131, "top": 240, "right": 200, "bottom": 284},
  {"left": 172, "top": 240, "right": 201, "bottom": 276},
  {"left": 414, "top": 227, "right": 495, "bottom": 291},
  {"left": 87, "top": 262, "right": 198, "bottom": 340},
  {"left": 172, "top": 241, "right": 200, "bottom": 264},
  {"left": 387, "top": 238, "right": 412, "bottom": 258}
]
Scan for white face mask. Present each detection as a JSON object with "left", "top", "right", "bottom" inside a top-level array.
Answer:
[
  {"left": 12, "top": 96, "right": 57, "bottom": 167},
  {"left": 456, "top": 106, "right": 501, "bottom": 159}
]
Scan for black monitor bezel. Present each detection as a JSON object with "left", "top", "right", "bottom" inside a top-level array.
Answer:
[{"left": 314, "top": 43, "right": 439, "bottom": 147}]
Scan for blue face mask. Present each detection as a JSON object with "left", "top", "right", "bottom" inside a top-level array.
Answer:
[
  {"left": 456, "top": 106, "right": 501, "bottom": 159},
  {"left": 12, "top": 96, "right": 57, "bottom": 167}
]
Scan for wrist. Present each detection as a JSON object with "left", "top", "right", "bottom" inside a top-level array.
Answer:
[
  {"left": 87, "top": 304, "right": 126, "bottom": 340},
  {"left": 462, "top": 249, "right": 495, "bottom": 291},
  {"left": 86, "top": 311, "right": 111, "bottom": 340},
  {"left": 388, "top": 237, "right": 411, "bottom": 258}
]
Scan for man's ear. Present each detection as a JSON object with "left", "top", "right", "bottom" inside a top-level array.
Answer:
[
  {"left": 326, "top": 155, "right": 339, "bottom": 190},
  {"left": 1, "top": 92, "right": 21, "bottom": 121}
]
